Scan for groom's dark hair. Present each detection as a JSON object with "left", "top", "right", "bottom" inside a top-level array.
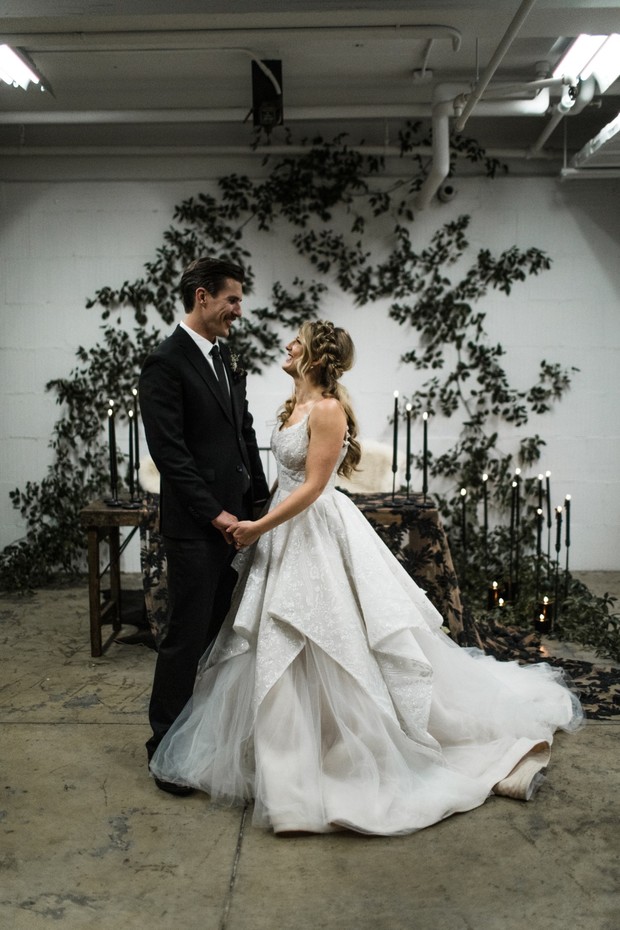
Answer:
[{"left": 180, "top": 257, "right": 245, "bottom": 310}]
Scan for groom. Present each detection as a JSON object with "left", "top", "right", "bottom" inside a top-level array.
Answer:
[{"left": 139, "top": 256, "right": 269, "bottom": 794}]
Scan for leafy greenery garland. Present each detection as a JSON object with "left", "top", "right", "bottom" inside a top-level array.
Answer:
[{"left": 1, "top": 124, "right": 617, "bottom": 659}]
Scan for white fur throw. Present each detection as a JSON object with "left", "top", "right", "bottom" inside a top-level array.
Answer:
[
  {"left": 138, "top": 440, "right": 404, "bottom": 497},
  {"left": 338, "top": 439, "right": 405, "bottom": 494},
  {"left": 139, "top": 455, "right": 161, "bottom": 494}
]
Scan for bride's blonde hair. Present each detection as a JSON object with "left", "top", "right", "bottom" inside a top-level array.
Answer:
[{"left": 278, "top": 319, "right": 361, "bottom": 478}]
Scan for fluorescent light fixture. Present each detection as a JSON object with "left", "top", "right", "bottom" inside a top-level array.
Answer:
[
  {"left": 553, "top": 34, "right": 620, "bottom": 93},
  {"left": 0, "top": 44, "right": 44, "bottom": 91}
]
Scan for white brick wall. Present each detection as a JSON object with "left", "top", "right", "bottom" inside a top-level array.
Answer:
[{"left": 1, "top": 170, "right": 619, "bottom": 571}]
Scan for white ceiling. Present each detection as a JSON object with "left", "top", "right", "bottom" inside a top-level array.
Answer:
[{"left": 1, "top": 1, "right": 620, "bottom": 173}]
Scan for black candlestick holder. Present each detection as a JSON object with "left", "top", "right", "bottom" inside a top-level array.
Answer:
[
  {"left": 103, "top": 471, "right": 122, "bottom": 507},
  {"left": 124, "top": 497, "right": 144, "bottom": 510},
  {"left": 501, "top": 579, "right": 519, "bottom": 605},
  {"left": 103, "top": 496, "right": 123, "bottom": 508},
  {"left": 487, "top": 582, "right": 500, "bottom": 610},
  {"left": 533, "top": 596, "right": 554, "bottom": 634}
]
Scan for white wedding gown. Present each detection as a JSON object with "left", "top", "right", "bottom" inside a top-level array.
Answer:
[{"left": 150, "top": 414, "right": 582, "bottom": 835}]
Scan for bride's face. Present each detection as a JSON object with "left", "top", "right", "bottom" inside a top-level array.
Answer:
[{"left": 282, "top": 335, "right": 304, "bottom": 375}]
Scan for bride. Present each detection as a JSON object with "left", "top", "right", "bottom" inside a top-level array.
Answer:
[{"left": 149, "top": 319, "right": 582, "bottom": 835}]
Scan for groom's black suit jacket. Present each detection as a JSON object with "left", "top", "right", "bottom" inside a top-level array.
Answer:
[{"left": 139, "top": 324, "right": 269, "bottom": 535}]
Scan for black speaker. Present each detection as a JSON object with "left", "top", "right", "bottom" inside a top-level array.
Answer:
[{"left": 251, "top": 59, "right": 283, "bottom": 130}]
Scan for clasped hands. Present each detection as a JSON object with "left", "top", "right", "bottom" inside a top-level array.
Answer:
[
  {"left": 227, "top": 519, "right": 260, "bottom": 549},
  {"left": 211, "top": 510, "right": 260, "bottom": 549}
]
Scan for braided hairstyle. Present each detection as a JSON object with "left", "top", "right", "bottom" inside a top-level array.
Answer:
[{"left": 278, "top": 320, "right": 361, "bottom": 478}]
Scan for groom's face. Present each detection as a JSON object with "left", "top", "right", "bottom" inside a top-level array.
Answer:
[{"left": 193, "top": 278, "right": 243, "bottom": 342}]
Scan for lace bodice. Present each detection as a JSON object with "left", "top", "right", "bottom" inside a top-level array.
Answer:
[{"left": 271, "top": 413, "right": 348, "bottom": 492}]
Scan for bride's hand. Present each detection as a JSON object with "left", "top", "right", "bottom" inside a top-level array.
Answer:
[{"left": 231, "top": 521, "right": 261, "bottom": 549}]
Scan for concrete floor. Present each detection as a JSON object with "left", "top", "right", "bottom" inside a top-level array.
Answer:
[{"left": 1, "top": 573, "right": 619, "bottom": 930}]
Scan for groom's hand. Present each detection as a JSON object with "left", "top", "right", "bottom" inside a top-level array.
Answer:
[{"left": 211, "top": 510, "right": 238, "bottom": 544}]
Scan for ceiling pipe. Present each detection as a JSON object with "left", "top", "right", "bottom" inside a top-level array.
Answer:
[
  {"left": 0, "top": 104, "right": 438, "bottom": 124},
  {"left": 466, "top": 75, "right": 566, "bottom": 99},
  {"left": 0, "top": 144, "right": 433, "bottom": 157},
  {"left": 1, "top": 76, "right": 567, "bottom": 126},
  {"left": 528, "top": 75, "right": 596, "bottom": 157},
  {"left": 414, "top": 81, "right": 551, "bottom": 209},
  {"left": 455, "top": 0, "right": 538, "bottom": 132},
  {"left": 0, "top": 145, "right": 559, "bottom": 159},
  {"left": 414, "top": 99, "right": 455, "bottom": 212},
  {"left": 430, "top": 81, "right": 554, "bottom": 116},
  {"left": 3, "top": 25, "right": 462, "bottom": 52}
]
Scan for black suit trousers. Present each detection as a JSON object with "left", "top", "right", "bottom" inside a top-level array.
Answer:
[{"left": 146, "top": 532, "right": 238, "bottom": 761}]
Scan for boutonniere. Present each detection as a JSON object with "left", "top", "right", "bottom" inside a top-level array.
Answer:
[{"left": 229, "top": 352, "right": 247, "bottom": 384}]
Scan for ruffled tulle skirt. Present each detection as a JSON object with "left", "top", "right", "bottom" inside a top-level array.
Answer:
[{"left": 150, "top": 488, "right": 583, "bottom": 835}]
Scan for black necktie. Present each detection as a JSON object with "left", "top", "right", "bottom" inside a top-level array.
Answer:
[{"left": 210, "top": 344, "right": 232, "bottom": 411}]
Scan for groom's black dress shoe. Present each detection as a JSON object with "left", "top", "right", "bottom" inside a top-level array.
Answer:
[{"left": 153, "top": 776, "right": 194, "bottom": 797}]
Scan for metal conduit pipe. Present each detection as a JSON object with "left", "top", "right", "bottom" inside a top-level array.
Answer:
[
  {"left": 0, "top": 145, "right": 559, "bottom": 159},
  {"left": 0, "top": 144, "right": 433, "bottom": 157},
  {"left": 455, "top": 0, "right": 539, "bottom": 131},
  {"left": 414, "top": 83, "right": 550, "bottom": 210},
  {"left": 469, "top": 76, "right": 567, "bottom": 100},
  {"left": 3, "top": 25, "right": 462, "bottom": 52},
  {"left": 0, "top": 104, "right": 437, "bottom": 124},
  {"left": 528, "top": 75, "right": 596, "bottom": 157},
  {"left": 414, "top": 100, "right": 454, "bottom": 211}
]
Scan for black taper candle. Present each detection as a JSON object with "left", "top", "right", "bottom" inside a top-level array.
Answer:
[
  {"left": 108, "top": 406, "right": 118, "bottom": 499},
  {"left": 538, "top": 473, "right": 543, "bottom": 512},
  {"left": 391, "top": 391, "right": 399, "bottom": 497},
  {"left": 564, "top": 495, "right": 571, "bottom": 596},
  {"left": 545, "top": 470, "right": 552, "bottom": 584},
  {"left": 514, "top": 469, "right": 521, "bottom": 591},
  {"left": 422, "top": 412, "right": 429, "bottom": 500},
  {"left": 536, "top": 507, "right": 543, "bottom": 601},
  {"left": 554, "top": 505, "right": 563, "bottom": 619},
  {"left": 482, "top": 472, "right": 489, "bottom": 570},
  {"left": 555, "top": 505, "right": 562, "bottom": 552},
  {"left": 405, "top": 403, "right": 412, "bottom": 497},
  {"left": 509, "top": 479, "right": 516, "bottom": 587},
  {"left": 132, "top": 387, "right": 140, "bottom": 482},
  {"left": 128, "top": 409, "right": 135, "bottom": 499}
]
